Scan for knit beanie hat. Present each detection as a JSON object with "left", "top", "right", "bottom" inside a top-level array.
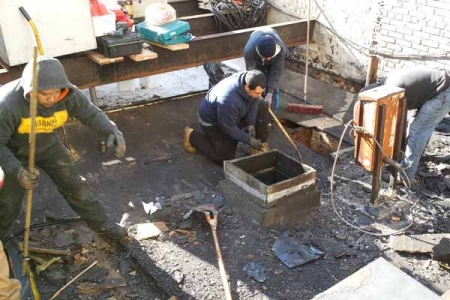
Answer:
[{"left": 257, "top": 35, "right": 276, "bottom": 58}]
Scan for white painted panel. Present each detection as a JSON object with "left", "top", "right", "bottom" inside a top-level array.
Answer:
[{"left": 0, "top": 0, "right": 97, "bottom": 66}]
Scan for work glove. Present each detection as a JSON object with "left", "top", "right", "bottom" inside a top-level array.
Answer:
[
  {"left": 244, "top": 125, "right": 256, "bottom": 139},
  {"left": 107, "top": 129, "right": 126, "bottom": 158},
  {"left": 249, "top": 138, "right": 263, "bottom": 151},
  {"left": 264, "top": 92, "right": 273, "bottom": 109},
  {"left": 17, "top": 167, "right": 40, "bottom": 190}
]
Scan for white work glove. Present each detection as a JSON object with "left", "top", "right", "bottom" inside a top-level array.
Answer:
[
  {"left": 0, "top": 167, "right": 3, "bottom": 189},
  {"left": 107, "top": 128, "right": 126, "bottom": 158},
  {"left": 17, "top": 167, "right": 40, "bottom": 190},
  {"left": 264, "top": 92, "right": 273, "bottom": 109}
]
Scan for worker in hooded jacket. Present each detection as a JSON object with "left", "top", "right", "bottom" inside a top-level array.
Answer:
[
  {"left": 244, "top": 27, "right": 287, "bottom": 152},
  {"left": 0, "top": 55, "right": 127, "bottom": 242}
]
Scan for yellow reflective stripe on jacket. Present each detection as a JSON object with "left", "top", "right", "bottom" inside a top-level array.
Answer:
[{"left": 18, "top": 110, "right": 68, "bottom": 134}]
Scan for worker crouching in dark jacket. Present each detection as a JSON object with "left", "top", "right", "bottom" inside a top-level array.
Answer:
[
  {"left": 244, "top": 27, "right": 286, "bottom": 114},
  {"left": 0, "top": 55, "right": 127, "bottom": 241},
  {"left": 183, "top": 70, "right": 267, "bottom": 163}
]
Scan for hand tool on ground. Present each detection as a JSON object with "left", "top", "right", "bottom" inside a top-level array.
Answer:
[
  {"left": 21, "top": 46, "right": 38, "bottom": 277},
  {"left": 191, "top": 204, "right": 233, "bottom": 300},
  {"left": 268, "top": 108, "right": 302, "bottom": 161},
  {"left": 19, "top": 6, "right": 82, "bottom": 164},
  {"left": 49, "top": 260, "right": 98, "bottom": 300}
]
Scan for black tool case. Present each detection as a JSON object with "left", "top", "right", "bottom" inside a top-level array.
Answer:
[{"left": 97, "top": 32, "right": 144, "bottom": 58}]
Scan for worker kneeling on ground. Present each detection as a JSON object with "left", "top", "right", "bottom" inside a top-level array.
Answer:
[
  {"left": 184, "top": 70, "right": 268, "bottom": 163},
  {"left": 0, "top": 56, "right": 127, "bottom": 242}
]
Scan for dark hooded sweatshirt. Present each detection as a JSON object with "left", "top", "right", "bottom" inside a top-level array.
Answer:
[
  {"left": 381, "top": 67, "right": 450, "bottom": 109},
  {"left": 244, "top": 28, "right": 286, "bottom": 95},
  {"left": 198, "top": 72, "right": 258, "bottom": 143},
  {"left": 0, "top": 56, "right": 116, "bottom": 176}
]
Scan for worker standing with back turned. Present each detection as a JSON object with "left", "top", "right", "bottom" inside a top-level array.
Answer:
[
  {"left": 244, "top": 27, "right": 287, "bottom": 152},
  {"left": 183, "top": 70, "right": 267, "bottom": 164},
  {"left": 0, "top": 55, "right": 127, "bottom": 242},
  {"left": 366, "top": 67, "right": 450, "bottom": 184}
]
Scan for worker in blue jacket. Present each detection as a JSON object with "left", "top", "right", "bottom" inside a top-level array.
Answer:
[
  {"left": 0, "top": 56, "right": 127, "bottom": 242},
  {"left": 183, "top": 70, "right": 266, "bottom": 163},
  {"left": 244, "top": 28, "right": 286, "bottom": 151}
]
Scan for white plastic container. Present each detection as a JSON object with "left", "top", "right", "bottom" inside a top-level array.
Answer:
[
  {"left": 0, "top": 0, "right": 97, "bottom": 66},
  {"left": 132, "top": 0, "right": 167, "bottom": 18}
]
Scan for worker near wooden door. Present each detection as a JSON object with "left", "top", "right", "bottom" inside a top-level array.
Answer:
[
  {"left": 0, "top": 166, "right": 21, "bottom": 300},
  {"left": 0, "top": 56, "right": 127, "bottom": 242},
  {"left": 244, "top": 27, "right": 287, "bottom": 151},
  {"left": 368, "top": 67, "right": 450, "bottom": 183},
  {"left": 183, "top": 70, "right": 266, "bottom": 163}
]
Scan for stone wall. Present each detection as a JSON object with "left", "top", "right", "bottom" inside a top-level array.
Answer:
[{"left": 375, "top": 0, "right": 450, "bottom": 75}]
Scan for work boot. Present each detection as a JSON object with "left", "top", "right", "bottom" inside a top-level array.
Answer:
[
  {"left": 381, "top": 170, "right": 415, "bottom": 187},
  {"left": 96, "top": 222, "right": 128, "bottom": 242},
  {"left": 184, "top": 126, "right": 197, "bottom": 154},
  {"left": 250, "top": 142, "right": 270, "bottom": 155}
]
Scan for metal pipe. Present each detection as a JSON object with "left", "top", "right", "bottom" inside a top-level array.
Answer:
[
  {"left": 303, "top": 0, "right": 311, "bottom": 102},
  {"left": 205, "top": 211, "right": 233, "bottom": 300},
  {"left": 19, "top": 7, "right": 44, "bottom": 55},
  {"left": 22, "top": 47, "right": 38, "bottom": 276}
]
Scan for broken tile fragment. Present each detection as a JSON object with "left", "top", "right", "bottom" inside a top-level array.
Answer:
[{"left": 135, "top": 222, "right": 169, "bottom": 241}]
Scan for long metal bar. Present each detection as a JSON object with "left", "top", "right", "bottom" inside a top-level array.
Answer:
[
  {"left": 22, "top": 47, "right": 38, "bottom": 276},
  {"left": 0, "top": 20, "right": 315, "bottom": 89},
  {"left": 204, "top": 209, "right": 232, "bottom": 300},
  {"left": 179, "top": 13, "right": 218, "bottom": 36}
]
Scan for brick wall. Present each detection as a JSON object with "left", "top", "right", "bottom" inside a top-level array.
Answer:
[
  {"left": 375, "top": 0, "right": 450, "bottom": 75},
  {"left": 270, "top": 0, "right": 380, "bottom": 82},
  {"left": 270, "top": 0, "right": 450, "bottom": 82}
]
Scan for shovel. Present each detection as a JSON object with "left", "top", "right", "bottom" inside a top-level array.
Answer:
[{"left": 191, "top": 204, "right": 233, "bottom": 300}]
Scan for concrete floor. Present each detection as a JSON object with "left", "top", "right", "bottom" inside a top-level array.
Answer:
[{"left": 8, "top": 63, "right": 450, "bottom": 299}]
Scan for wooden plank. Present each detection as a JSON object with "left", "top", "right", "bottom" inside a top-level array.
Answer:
[
  {"left": 390, "top": 234, "right": 450, "bottom": 254},
  {"left": 149, "top": 42, "right": 189, "bottom": 51},
  {"left": 85, "top": 51, "right": 124, "bottom": 65},
  {"left": 365, "top": 56, "right": 379, "bottom": 86},
  {"left": 128, "top": 49, "right": 158, "bottom": 61},
  {"left": 19, "top": 241, "right": 71, "bottom": 256}
]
